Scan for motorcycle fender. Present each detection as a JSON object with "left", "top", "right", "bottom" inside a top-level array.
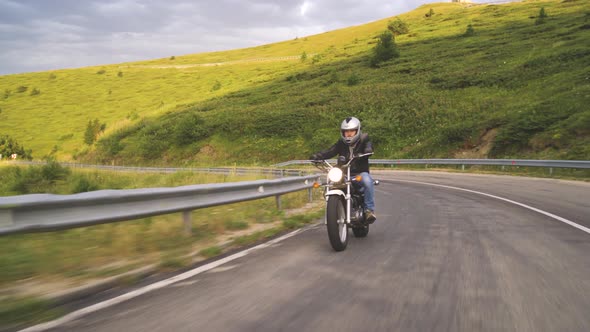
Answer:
[
  {"left": 325, "top": 189, "right": 346, "bottom": 201},
  {"left": 324, "top": 190, "right": 347, "bottom": 225}
]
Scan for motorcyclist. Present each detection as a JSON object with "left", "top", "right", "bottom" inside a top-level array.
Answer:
[{"left": 310, "top": 117, "right": 376, "bottom": 223}]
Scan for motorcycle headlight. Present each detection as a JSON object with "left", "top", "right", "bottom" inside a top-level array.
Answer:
[{"left": 328, "top": 168, "right": 343, "bottom": 182}]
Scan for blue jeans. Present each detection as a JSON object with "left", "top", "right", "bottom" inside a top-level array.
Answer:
[{"left": 353, "top": 172, "right": 375, "bottom": 211}]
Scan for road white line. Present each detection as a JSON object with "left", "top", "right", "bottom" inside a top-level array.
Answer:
[
  {"left": 19, "top": 228, "right": 308, "bottom": 332},
  {"left": 388, "top": 179, "right": 590, "bottom": 235}
]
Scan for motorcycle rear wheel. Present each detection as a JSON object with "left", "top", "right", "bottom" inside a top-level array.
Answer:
[{"left": 326, "top": 196, "right": 348, "bottom": 251}]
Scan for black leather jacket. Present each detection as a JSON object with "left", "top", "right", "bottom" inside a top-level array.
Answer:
[{"left": 314, "top": 133, "right": 374, "bottom": 174}]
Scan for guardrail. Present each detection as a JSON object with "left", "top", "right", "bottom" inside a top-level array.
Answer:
[
  {"left": 2, "top": 158, "right": 587, "bottom": 236},
  {"left": 11, "top": 161, "right": 309, "bottom": 177},
  {"left": 0, "top": 175, "right": 319, "bottom": 236},
  {"left": 275, "top": 159, "right": 590, "bottom": 170}
]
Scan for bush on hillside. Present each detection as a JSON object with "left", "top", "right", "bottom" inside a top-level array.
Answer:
[
  {"left": 300, "top": 51, "right": 308, "bottom": 62},
  {"left": 387, "top": 18, "right": 409, "bottom": 36},
  {"left": 136, "top": 123, "right": 173, "bottom": 158},
  {"left": 84, "top": 119, "right": 106, "bottom": 145},
  {"left": 312, "top": 54, "right": 322, "bottom": 64},
  {"left": 173, "top": 114, "right": 210, "bottom": 145},
  {"left": 16, "top": 86, "right": 27, "bottom": 93},
  {"left": 96, "top": 132, "right": 126, "bottom": 159},
  {"left": 464, "top": 24, "right": 475, "bottom": 37},
  {"left": 0, "top": 135, "right": 33, "bottom": 160},
  {"left": 347, "top": 73, "right": 360, "bottom": 86},
  {"left": 535, "top": 7, "right": 547, "bottom": 25},
  {"left": 30, "top": 88, "right": 40, "bottom": 96},
  {"left": 322, "top": 71, "right": 339, "bottom": 86},
  {"left": 370, "top": 31, "right": 399, "bottom": 67}
]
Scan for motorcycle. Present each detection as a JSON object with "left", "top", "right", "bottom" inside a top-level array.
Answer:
[{"left": 312, "top": 153, "right": 378, "bottom": 251}]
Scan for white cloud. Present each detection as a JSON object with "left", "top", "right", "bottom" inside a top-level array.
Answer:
[{"left": 300, "top": 1, "right": 313, "bottom": 17}]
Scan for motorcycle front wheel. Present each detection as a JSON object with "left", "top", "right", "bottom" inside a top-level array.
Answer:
[{"left": 326, "top": 196, "right": 348, "bottom": 251}]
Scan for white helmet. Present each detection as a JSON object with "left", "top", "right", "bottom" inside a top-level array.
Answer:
[{"left": 340, "top": 117, "right": 361, "bottom": 145}]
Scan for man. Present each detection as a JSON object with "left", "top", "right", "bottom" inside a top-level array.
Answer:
[{"left": 310, "top": 117, "right": 376, "bottom": 223}]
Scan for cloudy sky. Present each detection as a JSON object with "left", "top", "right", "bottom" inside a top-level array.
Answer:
[{"left": 0, "top": 0, "right": 493, "bottom": 75}]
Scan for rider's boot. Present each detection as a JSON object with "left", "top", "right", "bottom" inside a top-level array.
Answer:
[{"left": 365, "top": 210, "right": 376, "bottom": 224}]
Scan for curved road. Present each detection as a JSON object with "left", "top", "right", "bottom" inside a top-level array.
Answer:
[{"left": 29, "top": 171, "right": 590, "bottom": 332}]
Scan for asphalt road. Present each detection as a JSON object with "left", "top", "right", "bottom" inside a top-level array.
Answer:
[{"left": 34, "top": 171, "right": 590, "bottom": 332}]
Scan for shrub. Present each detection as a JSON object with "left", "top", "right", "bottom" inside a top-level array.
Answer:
[
  {"left": 300, "top": 51, "right": 308, "bottom": 62},
  {"left": 71, "top": 176, "right": 100, "bottom": 193},
  {"left": 425, "top": 8, "right": 435, "bottom": 18},
  {"left": 387, "top": 18, "right": 409, "bottom": 36},
  {"left": 30, "top": 88, "right": 40, "bottom": 96},
  {"left": 464, "top": 24, "right": 475, "bottom": 36},
  {"left": 41, "top": 158, "right": 71, "bottom": 182},
  {"left": 49, "top": 73, "right": 57, "bottom": 80},
  {"left": 96, "top": 136, "right": 124, "bottom": 158},
  {"left": 96, "top": 69, "right": 106, "bottom": 75},
  {"left": 117, "top": 71, "right": 123, "bottom": 77},
  {"left": 370, "top": 31, "right": 400, "bottom": 67},
  {"left": 84, "top": 119, "right": 106, "bottom": 145},
  {"left": 136, "top": 122, "right": 174, "bottom": 158},
  {"left": 312, "top": 54, "right": 322, "bottom": 64},
  {"left": 170, "top": 56, "right": 175, "bottom": 60},
  {"left": 16, "top": 86, "right": 28, "bottom": 93},
  {"left": 10, "top": 159, "right": 71, "bottom": 194},
  {"left": 211, "top": 80, "right": 222, "bottom": 91},
  {"left": 535, "top": 7, "right": 548, "bottom": 25},
  {"left": 0, "top": 135, "right": 33, "bottom": 160},
  {"left": 323, "top": 71, "right": 339, "bottom": 86},
  {"left": 173, "top": 114, "right": 210, "bottom": 145},
  {"left": 347, "top": 73, "right": 361, "bottom": 86}
]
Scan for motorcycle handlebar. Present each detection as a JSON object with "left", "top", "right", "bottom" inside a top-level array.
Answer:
[{"left": 309, "top": 152, "right": 373, "bottom": 169}]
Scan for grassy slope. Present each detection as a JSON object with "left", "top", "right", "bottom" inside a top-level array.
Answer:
[{"left": 0, "top": 0, "right": 588, "bottom": 165}]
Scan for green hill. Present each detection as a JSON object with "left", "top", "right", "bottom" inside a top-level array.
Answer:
[{"left": 0, "top": 0, "right": 588, "bottom": 165}]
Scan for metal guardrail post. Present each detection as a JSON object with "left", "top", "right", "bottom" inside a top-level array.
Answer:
[
  {"left": 183, "top": 211, "right": 192, "bottom": 236},
  {"left": 275, "top": 195, "right": 282, "bottom": 210}
]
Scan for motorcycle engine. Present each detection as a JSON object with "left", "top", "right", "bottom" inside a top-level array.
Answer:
[{"left": 350, "top": 208, "right": 364, "bottom": 223}]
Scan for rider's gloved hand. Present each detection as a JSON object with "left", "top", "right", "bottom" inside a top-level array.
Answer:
[{"left": 310, "top": 153, "right": 321, "bottom": 161}]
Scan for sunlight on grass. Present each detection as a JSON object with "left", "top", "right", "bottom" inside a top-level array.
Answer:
[{"left": 1, "top": 0, "right": 587, "bottom": 164}]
